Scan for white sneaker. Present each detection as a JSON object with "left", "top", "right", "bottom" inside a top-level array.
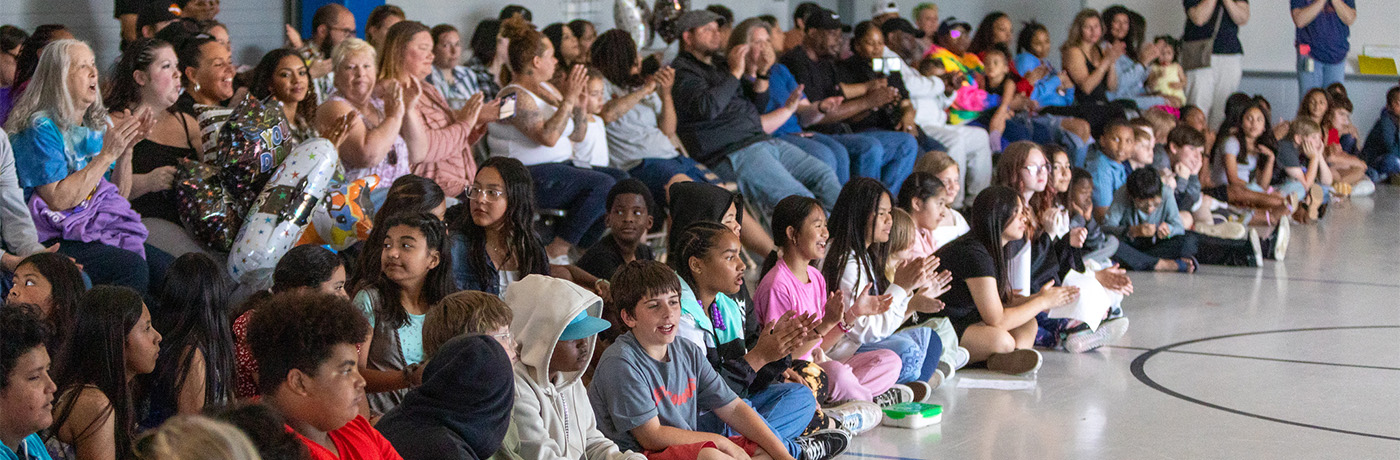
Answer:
[
  {"left": 1196, "top": 221, "right": 1247, "bottom": 240},
  {"left": 872, "top": 383, "right": 914, "bottom": 407},
  {"left": 1352, "top": 178, "right": 1376, "bottom": 197},
  {"left": 1248, "top": 229, "right": 1263, "bottom": 266},
  {"left": 1270, "top": 218, "right": 1290, "bottom": 261},
  {"left": 937, "top": 360, "right": 955, "bottom": 381},
  {"left": 824, "top": 401, "right": 883, "bottom": 435},
  {"left": 1064, "top": 318, "right": 1130, "bottom": 353}
]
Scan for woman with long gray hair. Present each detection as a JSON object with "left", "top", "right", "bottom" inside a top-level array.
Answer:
[{"left": 5, "top": 39, "right": 172, "bottom": 294}]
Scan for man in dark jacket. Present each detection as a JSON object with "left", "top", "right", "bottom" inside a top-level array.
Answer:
[{"left": 671, "top": 9, "right": 841, "bottom": 212}]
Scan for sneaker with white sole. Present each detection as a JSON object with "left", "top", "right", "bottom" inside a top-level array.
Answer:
[
  {"left": 1266, "top": 218, "right": 1290, "bottom": 261},
  {"left": 1064, "top": 317, "right": 1130, "bottom": 353},
  {"left": 823, "top": 400, "right": 883, "bottom": 435},
  {"left": 795, "top": 429, "right": 850, "bottom": 460},
  {"left": 986, "top": 349, "right": 1042, "bottom": 375},
  {"left": 872, "top": 384, "right": 914, "bottom": 407},
  {"left": 1248, "top": 229, "right": 1263, "bottom": 267},
  {"left": 951, "top": 346, "right": 970, "bottom": 370},
  {"left": 904, "top": 381, "right": 930, "bottom": 404}
]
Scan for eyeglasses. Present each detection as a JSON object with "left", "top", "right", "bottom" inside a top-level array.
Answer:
[
  {"left": 330, "top": 26, "right": 356, "bottom": 36},
  {"left": 467, "top": 186, "right": 506, "bottom": 201},
  {"left": 1024, "top": 164, "right": 1050, "bottom": 175}
]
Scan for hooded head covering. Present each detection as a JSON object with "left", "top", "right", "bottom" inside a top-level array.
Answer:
[
  {"left": 667, "top": 181, "right": 742, "bottom": 257},
  {"left": 377, "top": 335, "right": 515, "bottom": 460},
  {"left": 507, "top": 274, "right": 605, "bottom": 386}
]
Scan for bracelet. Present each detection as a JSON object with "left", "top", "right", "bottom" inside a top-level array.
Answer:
[{"left": 836, "top": 321, "right": 851, "bottom": 333}]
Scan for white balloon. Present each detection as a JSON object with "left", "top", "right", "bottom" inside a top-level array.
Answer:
[
  {"left": 227, "top": 138, "right": 340, "bottom": 283},
  {"left": 616, "top": 0, "right": 653, "bottom": 50}
]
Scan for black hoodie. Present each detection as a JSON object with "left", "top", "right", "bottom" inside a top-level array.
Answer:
[{"left": 378, "top": 335, "right": 515, "bottom": 460}]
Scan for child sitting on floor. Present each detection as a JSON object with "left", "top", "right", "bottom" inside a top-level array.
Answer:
[{"left": 1104, "top": 168, "right": 1197, "bottom": 273}]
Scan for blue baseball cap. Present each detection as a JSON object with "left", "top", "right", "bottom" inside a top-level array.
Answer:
[{"left": 559, "top": 311, "right": 611, "bottom": 341}]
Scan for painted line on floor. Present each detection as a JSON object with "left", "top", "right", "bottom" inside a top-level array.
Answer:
[
  {"left": 1106, "top": 345, "right": 1400, "bottom": 371},
  {"left": 1192, "top": 271, "right": 1400, "bottom": 288},
  {"left": 1130, "top": 326, "right": 1400, "bottom": 441},
  {"left": 844, "top": 453, "right": 927, "bottom": 460}
]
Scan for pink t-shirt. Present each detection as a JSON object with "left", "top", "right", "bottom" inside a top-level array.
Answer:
[
  {"left": 754, "top": 262, "right": 827, "bottom": 360},
  {"left": 908, "top": 227, "right": 940, "bottom": 259}
]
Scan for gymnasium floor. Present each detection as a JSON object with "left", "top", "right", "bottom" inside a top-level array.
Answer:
[{"left": 845, "top": 187, "right": 1400, "bottom": 459}]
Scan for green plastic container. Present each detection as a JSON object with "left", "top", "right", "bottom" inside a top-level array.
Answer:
[{"left": 880, "top": 402, "right": 942, "bottom": 428}]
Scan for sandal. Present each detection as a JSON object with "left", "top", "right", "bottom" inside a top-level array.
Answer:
[{"left": 1174, "top": 257, "right": 1197, "bottom": 273}]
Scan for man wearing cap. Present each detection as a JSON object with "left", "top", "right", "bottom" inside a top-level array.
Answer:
[
  {"left": 871, "top": 1, "right": 902, "bottom": 26},
  {"left": 884, "top": 17, "right": 994, "bottom": 207},
  {"left": 671, "top": 9, "right": 841, "bottom": 213},
  {"left": 137, "top": 2, "right": 182, "bottom": 40},
  {"left": 503, "top": 274, "right": 646, "bottom": 460},
  {"left": 778, "top": 8, "right": 921, "bottom": 193}
]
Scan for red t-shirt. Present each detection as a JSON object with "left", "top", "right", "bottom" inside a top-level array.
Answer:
[{"left": 291, "top": 416, "right": 403, "bottom": 460}]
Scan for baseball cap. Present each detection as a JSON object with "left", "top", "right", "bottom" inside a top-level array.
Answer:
[
  {"left": 138, "top": 2, "right": 182, "bottom": 31},
  {"left": 804, "top": 8, "right": 850, "bottom": 32},
  {"left": 880, "top": 17, "right": 924, "bottom": 39},
  {"left": 936, "top": 17, "right": 972, "bottom": 39},
  {"left": 871, "top": 1, "right": 900, "bottom": 17},
  {"left": 675, "top": 9, "right": 724, "bottom": 34},
  {"left": 558, "top": 310, "right": 611, "bottom": 341}
]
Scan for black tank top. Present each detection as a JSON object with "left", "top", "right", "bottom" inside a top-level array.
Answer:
[
  {"left": 1074, "top": 48, "right": 1110, "bottom": 105},
  {"left": 130, "top": 113, "right": 196, "bottom": 224}
]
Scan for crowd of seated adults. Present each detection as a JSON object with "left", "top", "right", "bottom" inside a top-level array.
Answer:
[{"left": 2, "top": 1, "right": 1400, "bottom": 460}]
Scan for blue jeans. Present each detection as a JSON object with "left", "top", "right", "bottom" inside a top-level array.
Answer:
[
  {"left": 856, "top": 327, "right": 942, "bottom": 383},
  {"left": 840, "top": 130, "right": 919, "bottom": 195},
  {"left": 710, "top": 139, "right": 841, "bottom": 212},
  {"left": 628, "top": 156, "right": 728, "bottom": 204},
  {"left": 697, "top": 382, "right": 815, "bottom": 458},
  {"left": 527, "top": 163, "right": 619, "bottom": 246},
  {"left": 55, "top": 240, "right": 172, "bottom": 298},
  {"left": 1297, "top": 55, "right": 1346, "bottom": 101},
  {"left": 781, "top": 133, "right": 850, "bottom": 184}
]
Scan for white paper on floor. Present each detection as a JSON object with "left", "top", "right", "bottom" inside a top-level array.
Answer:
[
  {"left": 956, "top": 377, "right": 1037, "bottom": 390},
  {"left": 1046, "top": 269, "right": 1110, "bottom": 330}
]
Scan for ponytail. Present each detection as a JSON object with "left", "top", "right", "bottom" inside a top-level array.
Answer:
[{"left": 759, "top": 195, "right": 825, "bottom": 280}]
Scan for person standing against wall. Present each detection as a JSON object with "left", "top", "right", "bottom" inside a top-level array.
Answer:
[
  {"left": 1292, "top": 0, "right": 1355, "bottom": 100},
  {"left": 1182, "top": 0, "right": 1249, "bottom": 127}
]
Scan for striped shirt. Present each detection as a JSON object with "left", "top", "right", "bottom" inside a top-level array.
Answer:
[{"left": 409, "top": 84, "right": 480, "bottom": 198}]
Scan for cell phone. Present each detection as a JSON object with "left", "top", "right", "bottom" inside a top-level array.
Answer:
[{"left": 498, "top": 93, "right": 518, "bottom": 120}]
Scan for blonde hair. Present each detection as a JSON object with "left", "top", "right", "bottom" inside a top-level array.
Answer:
[
  {"left": 914, "top": 151, "right": 959, "bottom": 177},
  {"left": 422, "top": 291, "right": 513, "bottom": 359},
  {"left": 1142, "top": 107, "right": 1177, "bottom": 136},
  {"left": 377, "top": 20, "right": 431, "bottom": 81},
  {"left": 5, "top": 39, "right": 107, "bottom": 133},
  {"left": 888, "top": 208, "right": 917, "bottom": 256},
  {"left": 1060, "top": 9, "right": 1101, "bottom": 53},
  {"left": 331, "top": 38, "right": 377, "bottom": 70},
  {"left": 134, "top": 415, "right": 262, "bottom": 460},
  {"left": 1289, "top": 118, "right": 1322, "bottom": 138}
]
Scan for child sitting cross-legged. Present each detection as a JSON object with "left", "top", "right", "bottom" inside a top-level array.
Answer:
[
  {"left": 590, "top": 260, "right": 848, "bottom": 460},
  {"left": 1105, "top": 168, "right": 1198, "bottom": 272},
  {"left": 754, "top": 196, "right": 901, "bottom": 426}
]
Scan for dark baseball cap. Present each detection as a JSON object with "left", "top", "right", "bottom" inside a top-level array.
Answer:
[
  {"left": 138, "top": 2, "right": 182, "bottom": 31},
  {"left": 880, "top": 17, "right": 924, "bottom": 39},
  {"left": 675, "top": 9, "right": 724, "bottom": 34},
  {"left": 804, "top": 8, "right": 850, "bottom": 32}
]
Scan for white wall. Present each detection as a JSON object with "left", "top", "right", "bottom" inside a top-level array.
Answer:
[{"left": 0, "top": 0, "right": 286, "bottom": 68}]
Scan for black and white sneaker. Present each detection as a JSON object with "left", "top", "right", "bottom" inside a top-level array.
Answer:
[
  {"left": 1263, "top": 218, "right": 1290, "bottom": 261},
  {"left": 1248, "top": 229, "right": 1263, "bottom": 267},
  {"left": 795, "top": 429, "right": 851, "bottom": 460},
  {"left": 872, "top": 383, "right": 914, "bottom": 407}
]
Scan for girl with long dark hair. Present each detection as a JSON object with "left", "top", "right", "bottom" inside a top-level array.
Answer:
[
  {"left": 820, "top": 178, "right": 948, "bottom": 397},
  {"left": 7, "top": 252, "right": 84, "bottom": 354},
  {"left": 450, "top": 157, "right": 550, "bottom": 295},
  {"left": 352, "top": 212, "right": 455, "bottom": 415},
  {"left": 755, "top": 196, "right": 902, "bottom": 406},
  {"left": 140, "top": 253, "right": 234, "bottom": 428},
  {"left": 934, "top": 186, "right": 1076, "bottom": 373},
  {"left": 248, "top": 48, "right": 319, "bottom": 143},
  {"left": 49, "top": 286, "right": 161, "bottom": 459}
]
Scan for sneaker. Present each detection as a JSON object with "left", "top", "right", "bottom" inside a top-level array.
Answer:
[
  {"left": 1063, "top": 317, "right": 1130, "bottom": 353},
  {"left": 1270, "top": 218, "right": 1290, "bottom": 261},
  {"left": 926, "top": 369, "right": 945, "bottom": 394},
  {"left": 1352, "top": 178, "right": 1376, "bottom": 197},
  {"left": 986, "top": 349, "right": 1042, "bottom": 375},
  {"left": 823, "top": 400, "right": 882, "bottom": 435},
  {"left": 937, "top": 360, "right": 956, "bottom": 381},
  {"left": 872, "top": 384, "right": 914, "bottom": 407},
  {"left": 1248, "top": 229, "right": 1263, "bottom": 267},
  {"left": 904, "top": 381, "right": 930, "bottom": 403},
  {"left": 951, "top": 346, "right": 971, "bottom": 370},
  {"left": 795, "top": 429, "right": 850, "bottom": 460},
  {"left": 1196, "top": 221, "right": 1247, "bottom": 240}
]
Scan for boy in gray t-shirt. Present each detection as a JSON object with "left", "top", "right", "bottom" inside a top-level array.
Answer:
[{"left": 588, "top": 260, "right": 797, "bottom": 460}]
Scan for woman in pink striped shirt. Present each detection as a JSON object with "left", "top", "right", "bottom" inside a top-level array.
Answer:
[{"left": 380, "top": 21, "right": 491, "bottom": 198}]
